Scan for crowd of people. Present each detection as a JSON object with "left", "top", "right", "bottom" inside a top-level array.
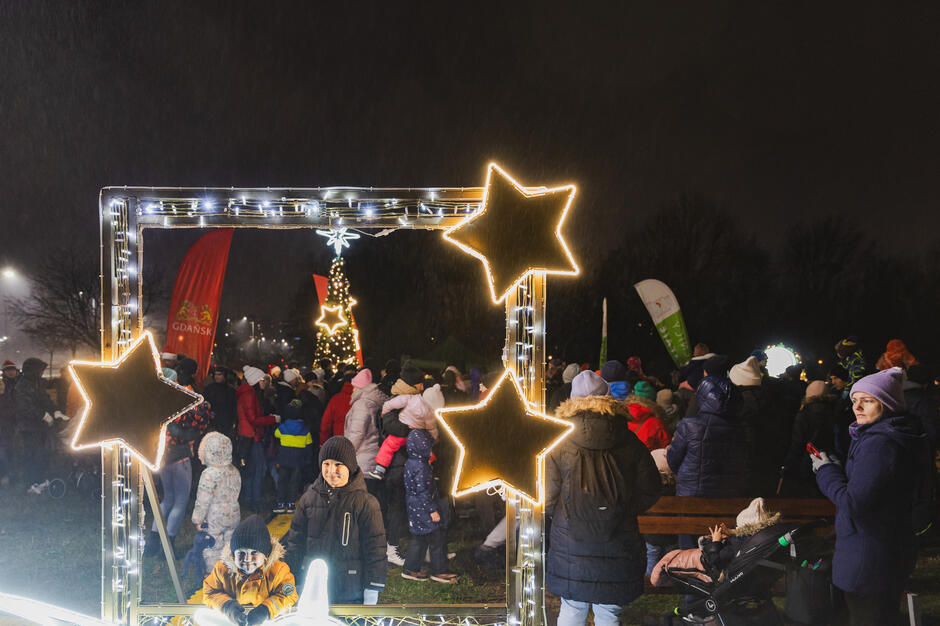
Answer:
[{"left": 0, "top": 335, "right": 936, "bottom": 625}]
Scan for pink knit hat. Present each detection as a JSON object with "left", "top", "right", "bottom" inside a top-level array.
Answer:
[{"left": 351, "top": 368, "right": 372, "bottom": 389}]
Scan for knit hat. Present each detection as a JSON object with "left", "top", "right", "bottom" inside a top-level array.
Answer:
[
  {"left": 230, "top": 515, "right": 272, "bottom": 556},
  {"left": 656, "top": 388, "right": 678, "bottom": 417},
  {"left": 284, "top": 399, "right": 304, "bottom": 421},
  {"left": 805, "top": 380, "right": 827, "bottom": 399},
  {"left": 282, "top": 368, "right": 303, "bottom": 384},
  {"left": 571, "top": 370, "right": 609, "bottom": 398},
  {"left": 400, "top": 361, "right": 424, "bottom": 387},
  {"left": 835, "top": 336, "right": 859, "bottom": 358},
  {"left": 729, "top": 356, "right": 762, "bottom": 387},
  {"left": 749, "top": 349, "right": 768, "bottom": 363},
  {"left": 351, "top": 368, "right": 372, "bottom": 389},
  {"left": 851, "top": 367, "right": 906, "bottom": 414},
  {"left": 422, "top": 383, "right": 445, "bottom": 411},
  {"left": 633, "top": 380, "right": 657, "bottom": 401},
  {"left": 319, "top": 436, "right": 358, "bottom": 473},
  {"left": 562, "top": 363, "right": 580, "bottom": 384},
  {"left": 736, "top": 497, "right": 772, "bottom": 527},
  {"left": 600, "top": 360, "right": 627, "bottom": 383},
  {"left": 243, "top": 366, "right": 265, "bottom": 387}
]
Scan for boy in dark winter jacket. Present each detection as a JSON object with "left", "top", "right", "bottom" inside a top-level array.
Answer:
[
  {"left": 284, "top": 436, "right": 387, "bottom": 605},
  {"left": 274, "top": 399, "right": 313, "bottom": 513},
  {"left": 402, "top": 428, "right": 457, "bottom": 583}
]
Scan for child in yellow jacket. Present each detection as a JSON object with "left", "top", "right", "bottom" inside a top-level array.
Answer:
[{"left": 203, "top": 515, "right": 298, "bottom": 625}]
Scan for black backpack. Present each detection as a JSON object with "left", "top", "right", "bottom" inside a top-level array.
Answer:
[{"left": 563, "top": 447, "right": 626, "bottom": 542}]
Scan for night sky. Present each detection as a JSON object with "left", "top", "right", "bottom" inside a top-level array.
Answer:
[{"left": 2, "top": 2, "right": 940, "bottom": 361}]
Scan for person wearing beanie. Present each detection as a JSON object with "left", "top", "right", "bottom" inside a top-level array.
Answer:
[
  {"left": 284, "top": 436, "right": 386, "bottom": 605},
  {"left": 624, "top": 381, "right": 671, "bottom": 452},
  {"left": 273, "top": 400, "right": 314, "bottom": 514},
  {"left": 548, "top": 363, "right": 581, "bottom": 413},
  {"left": 235, "top": 367, "right": 280, "bottom": 512},
  {"left": 834, "top": 336, "right": 867, "bottom": 390},
  {"left": 570, "top": 370, "right": 609, "bottom": 399},
  {"left": 828, "top": 364, "right": 851, "bottom": 397},
  {"left": 344, "top": 368, "right": 390, "bottom": 492},
  {"left": 812, "top": 368, "right": 931, "bottom": 624},
  {"left": 729, "top": 357, "right": 762, "bottom": 388},
  {"left": 656, "top": 388, "right": 680, "bottom": 424},
  {"left": 548, "top": 373, "right": 661, "bottom": 620},
  {"left": 379, "top": 363, "right": 427, "bottom": 564},
  {"left": 369, "top": 391, "right": 440, "bottom": 481},
  {"left": 601, "top": 360, "right": 631, "bottom": 401},
  {"left": 202, "top": 514, "right": 298, "bottom": 624}
]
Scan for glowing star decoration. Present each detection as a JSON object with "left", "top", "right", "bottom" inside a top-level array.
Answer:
[
  {"left": 0, "top": 592, "right": 113, "bottom": 625},
  {"left": 68, "top": 331, "right": 203, "bottom": 471},
  {"left": 765, "top": 343, "right": 802, "bottom": 378},
  {"left": 315, "top": 304, "right": 347, "bottom": 335},
  {"left": 435, "top": 368, "right": 574, "bottom": 505},
  {"left": 442, "top": 163, "right": 579, "bottom": 304},
  {"left": 316, "top": 227, "right": 360, "bottom": 256}
]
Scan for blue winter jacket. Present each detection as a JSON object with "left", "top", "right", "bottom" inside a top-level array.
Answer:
[
  {"left": 275, "top": 418, "right": 313, "bottom": 468},
  {"left": 667, "top": 377, "right": 748, "bottom": 497},
  {"left": 404, "top": 429, "right": 441, "bottom": 535},
  {"left": 816, "top": 414, "right": 927, "bottom": 594}
]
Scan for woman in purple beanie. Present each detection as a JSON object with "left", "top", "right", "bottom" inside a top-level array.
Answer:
[{"left": 811, "top": 367, "right": 931, "bottom": 625}]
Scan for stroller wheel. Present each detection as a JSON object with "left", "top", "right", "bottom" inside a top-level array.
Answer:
[{"left": 48, "top": 478, "right": 67, "bottom": 499}]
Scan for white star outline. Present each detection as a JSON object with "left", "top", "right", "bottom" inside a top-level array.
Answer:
[{"left": 315, "top": 227, "right": 360, "bottom": 256}]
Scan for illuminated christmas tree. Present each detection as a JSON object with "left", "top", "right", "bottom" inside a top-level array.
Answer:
[{"left": 314, "top": 228, "right": 361, "bottom": 365}]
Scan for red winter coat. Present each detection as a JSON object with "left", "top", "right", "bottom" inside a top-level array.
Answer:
[
  {"left": 236, "top": 383, "right": 277, "bottom": 442},
  {"left": 626, "top": 399, "right": 671, "bottom": 451},
  {"left": 320, "top": 382, "right": 354, "bottom": 445}
]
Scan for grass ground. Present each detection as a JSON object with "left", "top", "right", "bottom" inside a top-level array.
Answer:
[{"left": 3, "top": 480, "right": 940, "bottom": 625}]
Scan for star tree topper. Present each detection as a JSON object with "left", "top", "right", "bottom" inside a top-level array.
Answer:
[
  {"left": 443, "top": 163, "right": 579, "bottom": 304},
  {"left": 68, "top": 332, "right": 203, "bottom": 471},
  {"left": 435, "top": 369, "right": 574, "bottom": 505},
  {"left": 316, "top": 227, "right": 360, "bottom": 256}
]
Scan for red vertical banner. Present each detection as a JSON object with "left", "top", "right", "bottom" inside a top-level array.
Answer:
[
  {"left": 313, "top": 273, "right": 363, "bottom": 366},
  {"left": 165, "top": 230, "right": 234, "bottom": 383}
]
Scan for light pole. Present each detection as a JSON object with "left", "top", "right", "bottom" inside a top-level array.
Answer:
[{"left": 1, "top": 267, "right": 16, "bottom": 340}]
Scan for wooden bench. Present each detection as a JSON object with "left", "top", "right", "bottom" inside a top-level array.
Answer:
[{"left": 638, "top": 496, "right": 835, "bottom": 536}]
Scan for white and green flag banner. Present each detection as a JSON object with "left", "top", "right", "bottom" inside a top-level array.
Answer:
[{"left": 634, "top": 279, "right": 691, "bottom": 368}]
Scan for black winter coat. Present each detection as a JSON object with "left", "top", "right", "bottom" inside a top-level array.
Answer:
[
  {"left": 545, "top": 395, "right": 661, "bottom": 604},
  {"left": 13, "top": 359, "right": 56, "bottom": 432},
  {"left": 667, "top": 377, "right": 748, "bottom": 497},
  {"left": 284, "top": 470, "right": 386, "bottom": 603},
  {"left": 202, "top": 381, "right": 237, "bottom": 437},
  {"left": 905, "top": 386, "right": 938, "bottom": 450},
  {"left": 547, "top": 382, "right": 572, "bottom": 414},
  {"left": 783, "top": 396, "right": 839, "bottom": 481}
]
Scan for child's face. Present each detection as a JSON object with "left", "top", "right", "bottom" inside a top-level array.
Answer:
[
  {"left": 234, "top": 548, "right": 265, "bottom": 575},
  {"left": 322, "top": 460, "right": 350, "bottom": 488}
]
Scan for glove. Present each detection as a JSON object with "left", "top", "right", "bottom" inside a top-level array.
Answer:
[
  {"left": 363, "top": 589, "right": 379, "bottom": 605},
  {"left": 221, "top": 600, "right": 247, "bottom": 626},
  {"left": 810, "top": 450, "right": 840, "bottom": 474},
  {"left": 245, "top": 605, "right": 271, "bottom": 625},
  {"left": 54, "top": 410, "right": 70, "bottom": 421},
  {"left": 42, "top": 412, "right": 54, "bottom": 425}
]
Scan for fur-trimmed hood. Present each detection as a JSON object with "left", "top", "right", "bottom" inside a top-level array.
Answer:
[
  {"left": 732, "top": 512, "right": 781, "bottom": 537},
  {"left": 554, "top": 395, "right": 631, "bottom": 450},
  {"left": 624, "top": 394, "right": 667, "bottom": 422},
  {"left": 219, "top": 537, "right": 286, "bottom": 578}
]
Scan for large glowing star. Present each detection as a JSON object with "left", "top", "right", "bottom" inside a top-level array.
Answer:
[
  {"left": 435, "top": 369, "right": 573, "bottom": 505},
  {"left": 315, "top": 304, "right": 347, "bottom": 335},
  {"left": 443, "top": 163, "right": 579, "bottom": 304},
  {"left": 68, "top": 332, "right": 203, "bottom": 471},
  {"left": 316, "top": 227, "right": 360, "bottom": 256}
]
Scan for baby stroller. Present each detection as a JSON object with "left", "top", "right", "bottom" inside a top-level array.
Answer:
[{"left": 663, "top": 520, "right": 830, "bottom": 626}]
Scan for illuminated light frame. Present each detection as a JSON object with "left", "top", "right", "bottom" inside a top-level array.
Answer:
[
  {"left": 435, "top": 367, "right": 574, "bottom": 506},
  {"left": 314, "top": 304, "right": 348, "bottom": 335},
  {"left": 67, "top": 330, "right": 203, "bottom": 472},
  {"left": 442, "top": 162, "right": 580, "bottom": 305}
]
